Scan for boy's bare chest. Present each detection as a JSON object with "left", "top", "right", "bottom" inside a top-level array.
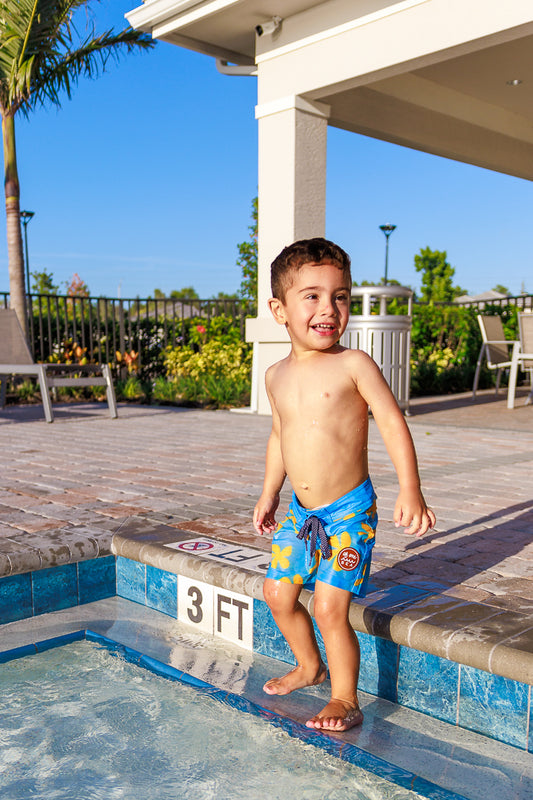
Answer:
[{"left": 272, "top": 365, "right": 359, "bottom": 423}]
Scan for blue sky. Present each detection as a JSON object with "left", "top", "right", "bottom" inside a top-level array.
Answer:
[{"left": 1, "top": 1, "right": 531, "bottom": 300}]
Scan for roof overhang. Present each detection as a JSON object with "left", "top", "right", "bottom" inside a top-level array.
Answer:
[
  {"left": 126, "top": 1, "right": 325, "bottom": 65},
  {"left": 126, "top": 0, "right": 533, "bottom": 180}
]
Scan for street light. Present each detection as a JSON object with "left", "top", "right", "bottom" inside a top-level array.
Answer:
[
  {"left": 20, "top": 210, "right": 35, "bottom": 296},
  {"left": 379, "top": 223, "right": 396, "bottom": 285}
]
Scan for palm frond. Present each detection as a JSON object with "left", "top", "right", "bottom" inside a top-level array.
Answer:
[{"left": 0, "top": 0, "right": 155, "bottom": 114}]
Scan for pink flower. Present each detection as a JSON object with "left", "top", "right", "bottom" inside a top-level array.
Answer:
[{"left": 196, "top": 325, "right": 206, "bottom": 334}]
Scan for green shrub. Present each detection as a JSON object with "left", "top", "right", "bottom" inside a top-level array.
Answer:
[
  {"left": 409, "top": 304, "right": 520, "bottom": 396},
  {"left": 152, "top": 377, "right": 181, "bottom": 404},
  {"left": 165, "top": 340, "right": 251, "bottom": 382},
  {"left": 116, "top": 376, "right": 146, "bottom": 401},
  {"left": 162, "top": 337, "right": 252, "bottom": 408},
  {"left": 15, "top": 379, "right": 38, "bottom": 402}
]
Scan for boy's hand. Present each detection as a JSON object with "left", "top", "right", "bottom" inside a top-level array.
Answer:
[
  {"left": 394, "top": 487, "right": 436, "bottom": 537},
  {"left": 253, "top": 492, "right": 280, "bottom": 535}
]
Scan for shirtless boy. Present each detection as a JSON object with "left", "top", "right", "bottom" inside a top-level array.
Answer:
[{"left": 253, "top": 237, "right": 435, "bottom": 733}]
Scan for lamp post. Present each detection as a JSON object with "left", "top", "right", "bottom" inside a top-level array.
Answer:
[
  {"left": 20, "top": 210, "right": 35, "bottom": 296},
  {"left": 379, "top": 223, "right": 396, "bottom": 285}
]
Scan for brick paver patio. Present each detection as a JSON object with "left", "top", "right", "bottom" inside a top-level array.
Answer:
[{"left": 1, "top": 389, "right": 532, "bottom": 618}]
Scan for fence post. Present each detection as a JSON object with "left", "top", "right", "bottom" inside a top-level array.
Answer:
[{"left": 119, "top": 299, "right": 126, "bottom": 356}]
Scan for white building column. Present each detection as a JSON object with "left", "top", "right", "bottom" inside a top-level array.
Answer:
[{"left": 246, "top": 95, "right": 329, "bottom": 414}]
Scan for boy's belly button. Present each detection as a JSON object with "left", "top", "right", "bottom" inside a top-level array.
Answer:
[{"left": 300, "top": 483, "right": 309, "bottom": 490}]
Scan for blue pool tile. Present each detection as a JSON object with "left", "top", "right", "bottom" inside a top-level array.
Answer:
[
  {"left": 0, "top": 572, "right": 32, "bottom": 624},
  {"left": 140, "top": 654, "right": 183, "bottom": 682},
  {"left": 146, "top": 565, "right": 177, "bottom": 617},
  {"left": 32, "top": 564, "right": 78, "bottom": 615},
  {"left": 78, "top": 556, "right": 116, "bottom": 604},
  {"left": 459, "top": 665, "right": 529, "bottom": 748},
  {"left": 116, "top": 556, "right": 146, "bottom": 604},
  {"left": 358, "top": 631, "right": 398, "bottom": 702},
  {"left": 529, "top": 688, "right": 533, "bottom": 753},
  {"left": 253, "top": 598, "right": 295, "bottom": 665},
  {"left": 0, "top": 643, "right": 37, "bottom": 663},
  {"left": 398, "top": 647, "right": 458, "bottom": 724}
]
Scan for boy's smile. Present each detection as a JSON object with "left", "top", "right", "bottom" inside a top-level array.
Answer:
[{"left": 269, "top": 261, "right": 351, "bottom": 353}]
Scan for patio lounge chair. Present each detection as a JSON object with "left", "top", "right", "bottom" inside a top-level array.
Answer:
[
  {"left": 507, "top": 313, "right": 533, "bottom": 409},
  {"left": 0, "top": 309, "right": 118, "bottom": 423},
  {"left": 472, "top": 314, "right": 518, "bottom": 398}
]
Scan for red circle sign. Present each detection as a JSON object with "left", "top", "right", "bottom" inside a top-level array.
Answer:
[
  {"left": 177, "top": 540, "right": 214, "bottom": 552},
  {"left": 337, "top": 547, "right": 360, "bottom": 571}
]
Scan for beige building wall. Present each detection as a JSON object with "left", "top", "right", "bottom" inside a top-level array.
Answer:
[
  {"left": 247, "top": 96, "right": 329, "bottom": 413},
  {"left": 126, "top": 0, "right": 533, "bottom": 413}
]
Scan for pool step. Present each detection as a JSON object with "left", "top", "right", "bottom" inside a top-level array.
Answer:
[{"left": 112, "top": 518, "right": 533, "bottom": 753}]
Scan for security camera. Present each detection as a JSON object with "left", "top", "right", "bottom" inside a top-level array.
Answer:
[{"left": 255, "top": 16, "right": 282, "bottom": 36}]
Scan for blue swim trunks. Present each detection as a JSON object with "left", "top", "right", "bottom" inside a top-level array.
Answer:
[{"left": 266, "top": 478, "right": 378, "bottom": 597}]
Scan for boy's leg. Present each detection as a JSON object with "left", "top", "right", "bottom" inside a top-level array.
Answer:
[
  {"left": 306, "top": 581, "right": 363, "bottom": 731},
  {"left": 262, "top": 577, "right": 327, "bottom": 695}
]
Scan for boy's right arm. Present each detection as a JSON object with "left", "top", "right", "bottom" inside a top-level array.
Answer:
[{"left": 253, "top": 378, "right": 286, "bottom": 535}]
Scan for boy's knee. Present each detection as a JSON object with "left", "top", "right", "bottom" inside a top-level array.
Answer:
[
  {"left": 313, "top": 598, "right": 336, "bottom": 629},
  {"left": 313, "top": 593, "right": 350, "bottom": 631},
  {"left": 263, "top": 578, "right": 298, "bottom": 613}
]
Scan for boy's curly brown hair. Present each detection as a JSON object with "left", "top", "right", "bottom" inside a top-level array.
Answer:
[{"left": 271, "top": 237, "right": 351, "bottom": 302}]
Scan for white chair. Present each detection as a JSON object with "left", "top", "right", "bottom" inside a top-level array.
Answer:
[
  {"left": 472, "top": 314, "right": 518, "bottom": 398},
  {"left": 0, "top": 309, "right": 118, "bottom": 422},
  {"left": 507, "top": 313, "right": 533, "bottom": 409}
]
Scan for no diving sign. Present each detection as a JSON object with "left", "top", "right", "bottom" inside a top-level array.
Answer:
[
  {"left": 167, "top": 537, "right": 270, "bottom": 574},
  {"left": 174, "top": 540, "right": 215, "bottom": 553}
]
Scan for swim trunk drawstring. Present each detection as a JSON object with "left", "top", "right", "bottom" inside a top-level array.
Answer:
[{"left": 297, "top": 515, "right": 332, "bottom": 562}]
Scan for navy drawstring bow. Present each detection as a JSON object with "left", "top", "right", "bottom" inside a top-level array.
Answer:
[{"left": 297, "top": 515, "right": 332, "bottom": 561}]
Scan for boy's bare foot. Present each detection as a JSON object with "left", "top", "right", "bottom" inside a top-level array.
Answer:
[
  {"left": 305, "top": 698, "right": 363, "bottom": 731},
  {"left": 263, "top": 662, "right": 327, "bottom": 696}
]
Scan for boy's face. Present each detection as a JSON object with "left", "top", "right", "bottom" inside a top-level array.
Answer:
[{"left": 269, "top": 261, "right": 351, "bottom": 353}]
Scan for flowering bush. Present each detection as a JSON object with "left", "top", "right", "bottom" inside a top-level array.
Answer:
[
  {"left": 47, "top": 339, "right": 89, "bottom": 365},
  {"left": 184, "top": 315, "right": 243, "bottom": 349},
  {"left": 161, "top": 333, "right": 252, "bottom": 408},
  {"left": 116, "top": 349, "right": 139, "bottom": 373}
]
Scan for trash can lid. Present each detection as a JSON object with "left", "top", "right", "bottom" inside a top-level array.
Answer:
[{"left": 351, "top": 285, "right": 413, "bottom": 299}]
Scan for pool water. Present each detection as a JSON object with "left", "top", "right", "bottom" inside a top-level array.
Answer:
[{"left": 0, "top": 641, "right": 423, "bottom": 800}]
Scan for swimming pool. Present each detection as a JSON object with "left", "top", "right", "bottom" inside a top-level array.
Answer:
[
  {"left": 1, "top": 637, "right": 428, "bottom": 800},
  {"left": 1, "top": 597, "right": 530, "bottom": 800}
]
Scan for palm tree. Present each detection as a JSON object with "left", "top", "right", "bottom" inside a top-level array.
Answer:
[{"left": 0, "top": 0, "right": 154, "bottom": 338}]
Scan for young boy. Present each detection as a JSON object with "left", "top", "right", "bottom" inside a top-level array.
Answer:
[{"left": 253, "top": 237, "right": 435, "bottom": 733}]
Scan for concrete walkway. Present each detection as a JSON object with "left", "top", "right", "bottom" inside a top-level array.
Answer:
[{"left": 1, "top": 389, "right": 532, "bottom": 675}]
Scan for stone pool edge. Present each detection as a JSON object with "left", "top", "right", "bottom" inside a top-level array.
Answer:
[{"left": 112, "top": 528, "right": 533, "bottom": 687}]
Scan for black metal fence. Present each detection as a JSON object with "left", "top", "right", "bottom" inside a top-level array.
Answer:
[
  {"left": 2, "top": 289, "right": 531, "bottom": 380},
  {"left": 454, "top": 293, "right": 533, "bottom": 310},
  {"left": 1, "top": 292, "right": 251, "bottom": 378}
]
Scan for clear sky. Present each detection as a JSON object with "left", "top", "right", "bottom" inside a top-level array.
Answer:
[{"left": 2, "top": 2, "right": 531, "bottom": 300}]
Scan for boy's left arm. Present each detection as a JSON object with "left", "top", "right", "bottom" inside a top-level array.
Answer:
[{"left": 355, "top": 353, "right": 436, "bottom": 537}]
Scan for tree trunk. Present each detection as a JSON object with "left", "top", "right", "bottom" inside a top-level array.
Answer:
[{"left": 2, "top": 111, "right": 28, "bottom": 339}]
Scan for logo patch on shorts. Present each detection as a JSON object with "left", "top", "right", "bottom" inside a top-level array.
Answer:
[{"left": 337, "top": 547, "right": 360, "bottom": 571}]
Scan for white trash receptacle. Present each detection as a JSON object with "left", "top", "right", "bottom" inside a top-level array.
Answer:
[{"left": 341, "top": 285, "right": 413, "bottom": 412}]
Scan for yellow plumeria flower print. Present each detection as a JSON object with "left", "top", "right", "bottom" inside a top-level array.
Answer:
[
  {"left": 353, "top": 564, "right": 368, "bottom": 588},
  {"left": 360, "top": 522, "right": 375, "bottom": 542},
  {"left": 271, "top": 544, "right": 292, "bottom": 571},
  {"left": 280, "top": 574, "right": 304, "bottom": 584},
  {"left": 330, "top": 531, "right": 352, "bottom": 572}
]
